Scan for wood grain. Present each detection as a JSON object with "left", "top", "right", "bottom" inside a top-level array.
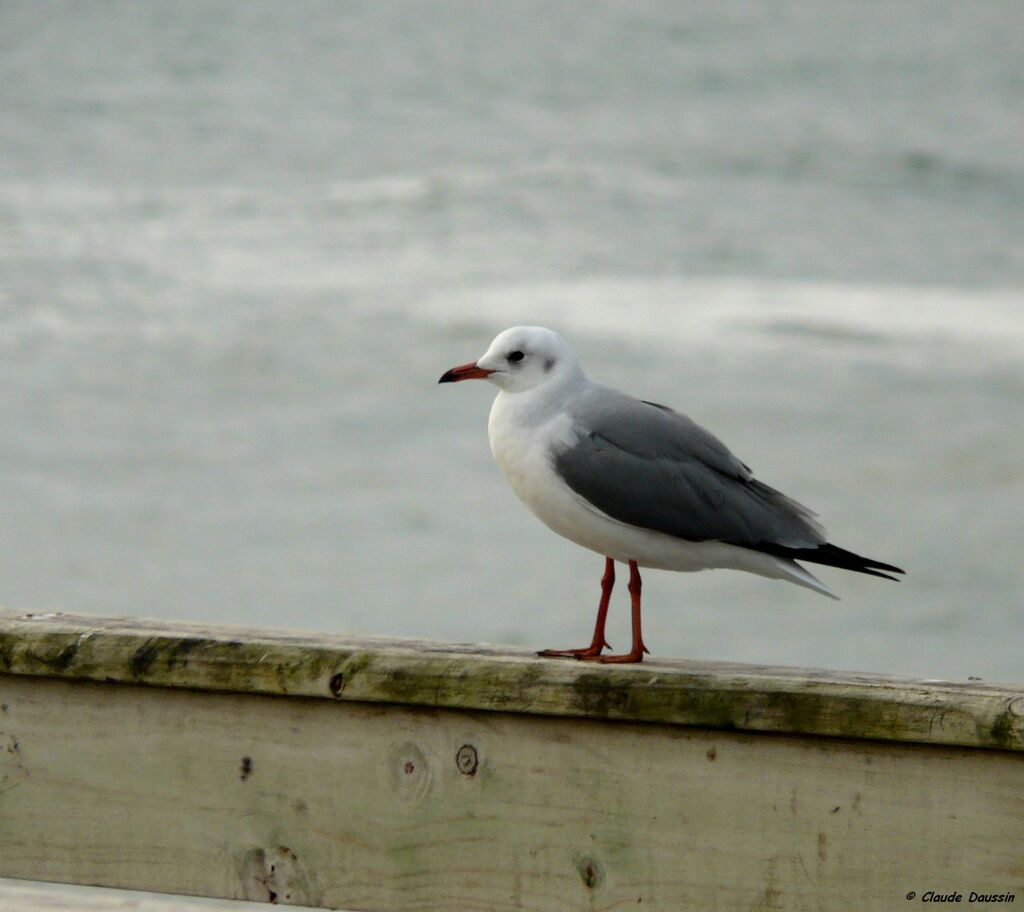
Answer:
[{"left": 0, "top": 675, "right": 1021, "bottom": 911}]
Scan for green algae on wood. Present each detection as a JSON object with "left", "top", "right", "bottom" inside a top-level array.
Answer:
[{"left": 0, "top": 608, "right": 1021, "bottom": 752}]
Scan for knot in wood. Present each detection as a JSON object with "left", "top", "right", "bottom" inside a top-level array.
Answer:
[
  {"left": 328, "top": 672, "right": 345, "bottom": 698},
  {"left": 576, "top": 854, "right": 604, "bottom": 890},
  {"left": 455, "top": 743, "right": 478, "bottom": 776}
]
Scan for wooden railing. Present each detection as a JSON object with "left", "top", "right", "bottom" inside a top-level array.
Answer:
[{"left": 0, "top": 609, "right": 1021, "bottom": 910}]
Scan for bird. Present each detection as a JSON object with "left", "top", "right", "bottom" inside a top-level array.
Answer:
[{"left": 439, "top": 326, "right": 904, "bottom": 663}]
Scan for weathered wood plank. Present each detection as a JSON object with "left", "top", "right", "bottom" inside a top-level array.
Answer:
[
  {"left": 0, "top": 609, "right": 1021, "bottom": 751},
  {"left": 0, "top": 675, "right": 1021, "bottom": 911}
]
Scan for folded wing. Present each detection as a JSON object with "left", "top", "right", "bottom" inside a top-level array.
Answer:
[{"left": 554, "top": 388, "right": 902, "bottom": 579}]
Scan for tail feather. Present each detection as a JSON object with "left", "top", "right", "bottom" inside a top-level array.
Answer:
[
  {"left": 752, "top": 542, "right": 905, "bottom": 581},
  {"left": 776, "top": 559, "right": 840, "bottom": 599}
]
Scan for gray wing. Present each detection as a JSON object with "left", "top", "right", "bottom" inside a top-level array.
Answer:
[{"left": 554, "top": 387, "right": 826, "bottom": 549}]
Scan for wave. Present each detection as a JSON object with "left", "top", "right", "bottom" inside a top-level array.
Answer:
[{"left": 420, "top": 276, "right": 1024, "bottom": 359}]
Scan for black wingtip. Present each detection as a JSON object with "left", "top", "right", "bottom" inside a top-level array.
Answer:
[
  {"left": 855, "top": 567, "right": 902, "bottom": 582},
  {"left": 855, "top": 551, "right": 904, "bottom": 573},
  {"left": 859, "top": 557, "right": 905, "bottom": 578},
  {"left": 753, "top": 542, "right": 905, "bottom": 581}
]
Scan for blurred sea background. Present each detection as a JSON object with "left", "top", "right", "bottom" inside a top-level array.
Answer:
[{"left": 1, "top": 1, "right": 1021, "bottom": 681}]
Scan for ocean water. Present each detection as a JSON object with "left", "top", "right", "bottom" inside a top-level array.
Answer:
[{"left": 1, "top": 1, "right": 1022, "bottom": 682}]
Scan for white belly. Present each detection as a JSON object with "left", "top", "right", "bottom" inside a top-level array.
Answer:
[{"left": 487, "top": 394, "right": 785, "bottom": 577}]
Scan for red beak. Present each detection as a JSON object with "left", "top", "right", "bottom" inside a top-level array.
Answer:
[{"left": 438, "top": 361, "right": 495, "bottom": 383}]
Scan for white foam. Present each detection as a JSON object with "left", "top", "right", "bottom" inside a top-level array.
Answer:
[
  {"left": 422, "top": 276, "right": 1024, "bottom": 358},
  {"left": 326, "top": 175, "right": 433, "bottom": 205}
]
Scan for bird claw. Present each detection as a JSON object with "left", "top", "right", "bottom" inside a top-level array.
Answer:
[
  {"left": 577, "top": 650, "right": 646, "bottom": 664},
  {"left": 537, "top": 646, "right": 606, "bottom": 659}
]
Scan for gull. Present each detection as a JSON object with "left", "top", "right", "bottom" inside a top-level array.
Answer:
[{"left": 439, "top": 326, "right": 904, "bottom": 663}]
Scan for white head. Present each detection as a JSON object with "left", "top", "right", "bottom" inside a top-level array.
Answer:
[{"left": 439, "top": 326, "right": 583, "bottom": 394}]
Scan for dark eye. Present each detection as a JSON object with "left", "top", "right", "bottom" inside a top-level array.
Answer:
[{"left": 507, "top": 351, "right": 524, "bottom": 363}]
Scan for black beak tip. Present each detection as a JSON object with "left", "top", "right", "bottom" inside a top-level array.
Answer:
[{"left": 438, "top": 370, "right": 456, "bottom": 384}]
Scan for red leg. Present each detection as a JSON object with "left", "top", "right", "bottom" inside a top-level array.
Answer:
[
  {"left": 580, "top": 560, "right": 649, "bottom": 664},
  {"left": 538, "top": 557, "right": 615, "bottom": 659}
]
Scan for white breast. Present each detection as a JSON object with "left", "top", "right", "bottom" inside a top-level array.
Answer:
[{"left": 488, "top": 392, "right": 588, "bottom": 540}]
